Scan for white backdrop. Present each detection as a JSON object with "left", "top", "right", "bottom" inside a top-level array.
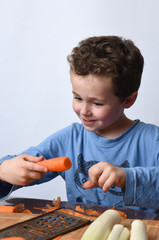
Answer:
[{"left": 0, "top": 0, "right": 159, "bottom": 201}]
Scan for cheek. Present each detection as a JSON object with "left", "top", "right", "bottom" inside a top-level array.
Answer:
[
  {"left": 98, "top": 106, "right": 123, "bottom": 122},
  {"left": 94, "top": 107, "right": 115, "bottom": 121},
  {"left": 96, "top": 112, "right": 108, "bottom": 121},
  {"left": 93, "top": 107, "right": 109, "bottom": 119},
  {"left": 72, "top": 101, "right": 80, "bottom": 114}
]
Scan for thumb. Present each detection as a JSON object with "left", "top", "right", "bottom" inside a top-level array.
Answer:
[{"left": 22, "top": 154, "right": 44, "bottom": 163}]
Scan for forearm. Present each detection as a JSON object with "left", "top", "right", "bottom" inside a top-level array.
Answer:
[
  {"left": 0, "top": 146, "right": 45, "bottom": 164},
  {"left": 123, "top": 167, "right": 159, "bottom": 210},
  {"left": 0, "top": 157, "right": 19, "bottom": 200}
]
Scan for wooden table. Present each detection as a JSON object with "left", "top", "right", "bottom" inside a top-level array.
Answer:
[{"left": 0, "top": 197, "right": 159, "bottom": 239}]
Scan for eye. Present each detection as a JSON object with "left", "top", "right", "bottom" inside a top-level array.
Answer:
[
  {"left": 74, "top": 96, "right": 82, "bottom": 102},
  {"left": 94, "top": 102, "right": 103, "bottom": 106}
]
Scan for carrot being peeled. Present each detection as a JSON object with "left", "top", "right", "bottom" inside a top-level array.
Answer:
[
  {"left": 0, "top": 206, "right": 17, "bottom": 213},
  {"left": 37, "top": 157, "right": 72, "bottom": 171}
]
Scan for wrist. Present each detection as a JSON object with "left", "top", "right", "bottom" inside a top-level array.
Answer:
[
  {"left": 120, "top": 168, "right": 126, "bottom": 188},
  {"left": 0, "top": 161, "right": 6, "bottom": 182}
]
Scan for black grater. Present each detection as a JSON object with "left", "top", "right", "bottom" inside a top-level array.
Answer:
[{"left": 0, "top": 209, "right": 91, "bottom": 239}]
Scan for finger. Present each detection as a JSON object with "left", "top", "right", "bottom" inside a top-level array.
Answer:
[
  {"left": 24, "top": 161, "right": 47, "bottom": 173},
  {"left": 22, "top": 154, "right": 44, "bottom": 163},
  {"left": 28, "top": 171, "right": 46, "bottom": 181},
  {"left": 88, "top": 165, "right": 104, "bottom": 185},
  {"left": 20, "top": 172, "right": 46, "bottom": 185},
  {"left": 98, "top": 172, "right": 110, "bottom": 188},
  {"left": 102, "top": 175, "right": 115, "bottom": 192},
  {"left": 82, "top": 180, "right": 97, "bottom": 189}
]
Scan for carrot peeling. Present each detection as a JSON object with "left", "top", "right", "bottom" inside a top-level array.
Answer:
[
  {"left": 37, "top": 156, "right": 72, "bottom": 171},
  {"left": 75, "top": 205, "right": 84, "bottom": 212},
  {"left": 53, "top": 196, "right": 61, "bottom": 208},
  {"left": 116, "top": 210, "right": 127, "bottom": 218},
  {"left": 52, "top": 237, "right": 62, "bottom": 240},
  {"left": 112, "top": 206, "right": 127, "bottom": 218},
  {"left": 0, "top": 238, "right": 25, "bottom": 240},
  {"left": 85, "top": 209, "right": 101, "bottom": 216},
  {"left": 0, "top": 206, "right": 17, "bottom": 213}
]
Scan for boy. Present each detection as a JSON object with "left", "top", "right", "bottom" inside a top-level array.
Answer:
[{"left": 0, "top": 36, "right": 159, "bottom": 211}]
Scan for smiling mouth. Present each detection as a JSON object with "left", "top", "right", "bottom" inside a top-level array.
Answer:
[{"left": 82, "top": 118, "right": 96, "bottom": 125}]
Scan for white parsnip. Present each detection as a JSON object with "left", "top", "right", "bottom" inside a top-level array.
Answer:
[
  {"left": 119, "top": 227, "right": 130, "bottom": 240},
  {"left": 107, "top": 224, "right": 124, "bottom": 240},
  {"left": 81, "top": 209, "right": 121, "bottom": 240},
  {"left": 130, "top": 219, "right": 148, "bottom": 240}
]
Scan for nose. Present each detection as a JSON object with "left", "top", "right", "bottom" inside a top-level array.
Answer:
[{"left": 81, "top": 102, "right": 91, "bottom": 115}]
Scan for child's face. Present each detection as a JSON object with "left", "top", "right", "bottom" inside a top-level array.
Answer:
[{"left": 71, "top": 72, "right": 125, "bottom": 137}]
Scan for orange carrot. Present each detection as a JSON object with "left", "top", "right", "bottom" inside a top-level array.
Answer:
[
  {"left": 0, "top": 238, "right": 25, "bottom": 240},
  {"left": 0, "top": 206, "right": 17, "bottom": 213},
  {"left": 21, "top": 209, "right": 33, "bottom": 214},
  {"left": 75, "top": 205, "right": 84, "bottom": 212},
  {"left": 37, "top": 156, "right": 72, "bottom": 171},
  {"left": 85, "top": 209, "right": 101, "bottom": 216},
  {"left": 52, "top": 237, "right": 62, "bottom": 240},
  {"left": 82, "top": 180, "right": 96, "bottom": 189}
]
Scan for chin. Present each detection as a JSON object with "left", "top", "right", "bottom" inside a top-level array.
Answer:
[{"left": 83, "top": 125, "right": 95, "bottom": 132}]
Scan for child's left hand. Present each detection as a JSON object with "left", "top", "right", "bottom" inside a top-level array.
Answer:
[{"left": 82, "top": 161, "right": 126, "bottom": 192}]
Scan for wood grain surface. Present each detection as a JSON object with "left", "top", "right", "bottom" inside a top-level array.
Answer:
[
  {"left": 0, "top": 212, "right": 159, "bottom": 239},
  {"left": 0, "top": 213, "right": 39, "bottom": 230}
]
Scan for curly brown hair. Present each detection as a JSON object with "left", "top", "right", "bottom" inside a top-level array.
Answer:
[{"left": 67, "top": 36, "right": 144, "bottom": 102}]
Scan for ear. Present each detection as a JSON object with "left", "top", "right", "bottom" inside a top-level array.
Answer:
[{"left": 124, "top": 92, "right": 138, "bottom": 109}]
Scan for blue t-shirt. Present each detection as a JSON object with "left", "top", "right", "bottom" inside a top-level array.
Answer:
[{"left": 0, "top": 120, "right": 159, "bottom": 210}]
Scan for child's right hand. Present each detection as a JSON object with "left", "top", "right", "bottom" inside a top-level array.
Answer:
[{"left": 0, "top": 154, "right": 48, "bottom": 185}]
